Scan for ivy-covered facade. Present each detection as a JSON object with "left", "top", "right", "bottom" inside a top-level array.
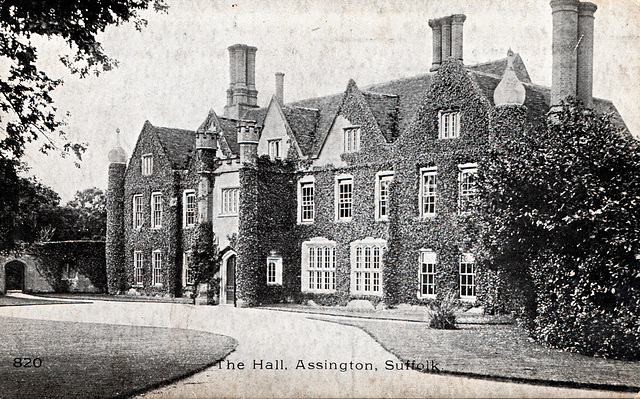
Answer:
[{"left": 106, "top": 4, "right": 628, "bottom": 308}]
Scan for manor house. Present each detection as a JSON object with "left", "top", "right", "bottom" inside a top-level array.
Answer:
[{"left": 106, "top": 1, "right": 626, "bottom": 307}]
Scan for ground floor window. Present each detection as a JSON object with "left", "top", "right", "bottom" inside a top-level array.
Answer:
[
  {"left": 183, "top": 251, "right": 194, "bottom": 286},
  {"left": 301, "top": 238, "right": 336, "bottom": 293},
  {"left": 419, "top": 250, "right": 436, "bottom": 298},
  {"left": 459, "top": 253, "right": 476, "bottom": 300},
  {"left": 134, "top": 251, "right": 144, "bottom": 286},
  {"left": 152, "top": 250, "right": 163, "bottom": 286},
  {"left": 350, "top": 238, "right": 386, "bottom": 295},
  {"left": 266, "top": 254, "right": 283, "bottom": 285}
]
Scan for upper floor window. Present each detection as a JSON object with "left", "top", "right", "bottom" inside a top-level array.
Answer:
[
  {"left": 268, "top": 139, "right": 282, "bottom": 160},
  {"left": 298, "top": 177, "right": 315, "bottom": 224},
  {"left": 183, "top": 190, "right": 196, "bottom": 228},
  {"left": 221, "top": 187, "right": 240, "bottom": 216},
  {"left": 375, "top": 172, "right": 394, "bottom": 221},
  {"left": 335, "top": 175, "right": 353, "bottom": 221},
  {"left": 350, "top": 238, "right": 386, "bottom": 296},
  {"left": 133, "top": 251, "right": 144, "bottom": 286},
  {"left": 152, "top": 250, "right": 163, "bottom": 286},
  {"left": 343, "top": 126, "right": 360, "bottom": 153},
  {"left": 419, "top": 250, "right": 437, "bottom": 298},
  {"left": 183, "top": 251, "right": 195, "bottom": 286},
  {"left": 266, "top": 255, "right": 283, "bottom": 286},
  {"left": 151, "top": 192, "right": 163, "bottom": 228},
  {"left": 142, "top": 154, "right": 153, "bottom": 175},
  {"left": 459, "top": 253, "right": 476, "bottom": 300},
  {"left": 439, "top": 111, "right": 460, "bottom": 139},
  {"left": 420, "top": 167, "right": 437, "bottom": 217},
  {"left": 458, "top": 163, "right": 477, "bottom": 214},
  {"left": 133, "top": 194, "right": 144, "bottom": 228},
  {"left": 301, "top": 238, "right": 336, "bottom": 293}
]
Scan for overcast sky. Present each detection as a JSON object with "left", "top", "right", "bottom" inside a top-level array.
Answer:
[{"left": 21, "top": 0, "right": 640, "bottom": 202}]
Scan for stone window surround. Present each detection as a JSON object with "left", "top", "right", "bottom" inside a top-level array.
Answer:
[
  {"left": 183, "top": 190, "right": 197, "bottom": 228},
  {"left": 301, "top": 237, "right": 336, "bottom": 294},
  {"left": 458, "top": 163, "right": 477, "bottom": 214},
  {"left": 151, "top": 192, "right": 163, "bottom": 229},
  {"left": 133, "top": 250, "right": 144, "bottom": 287},
  {"left": 141, "top": 153, "right": 153, "bottom": 176},
  {"left": 132, "top": 194, "right": 144, "bottom": 229},
  {"left": 220, "top": 187, "right": 240, "bottom": 217},
  {"left": 438, "top": 110, "right": 460, "bottom": 139},
  {"left": 375, "top": 171, "right": 394, "bottom": 221},
  {"left": 343, "top": 125, "right": 361, "bottom": 153},
  {"left": 152, "top": 250, "right": 163, "bottom": 286},
  {"left": 334, "top": 174, "right": 354, "bottom": 222},
  {"left": 420, "top": 167, "right": 438, "bottom": 218},
  {"left": 459, "top": 253, "right": 476, "bottom": 301},
  {"left": 350, "top": 237, "right": 386, "bottom": 296},
  {"left": 418, "top": 249, "right": 437, "bottom": 299},
  {"left": 297, "top": 175, "right": 315, "bottom": 224},
  {"left": 266, "top": 255, "right": 283, "bottom": 286}
]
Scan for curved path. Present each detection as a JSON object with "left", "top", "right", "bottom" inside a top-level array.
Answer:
[{"left": 0, "top": 297, "right": 630, "bottom": 398}]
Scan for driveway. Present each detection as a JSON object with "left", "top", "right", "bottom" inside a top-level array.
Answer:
[{"left": 0, "top": 296, "right": 631, "bottom": 398}]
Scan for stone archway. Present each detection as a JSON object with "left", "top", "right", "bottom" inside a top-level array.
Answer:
[
  {"left": 220, "top": 251, "right": 237, "bottom": 306},
  {"left": 5, "top": 260, "right": 26, "bottom": 291}
]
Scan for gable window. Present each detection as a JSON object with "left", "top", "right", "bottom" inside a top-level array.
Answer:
[
  {"left": 459, "top": 253, "right": 476, "bottom": 300},
  {"left": 350, "top": 238, "right": 386, "bottom": 296},
  {"left": 298, "top": 176, "right": 315, "bottom": 224},
  {"left": 375, "top": 172, "right": 394, "bottom": 221},
  {"left": 439, "top": 111, "right": 460, "bottom": 139},
  {"left": 152, "top": 250, "right": 162, "bottom": 286},
  {"left": 420, "top": 167, "right": 437, "bottom": 217},
  {"left": 183, "top": 190, "right": 197, "bottom": 228},
  {"left": 221, "top": 187, "right": 240, "bottom": 216},
  {"left": 183, "top": 251, "right": 194, "bottom": 286},
  {"left": 142, "top": 154, "right": 153, "bottom": 175},
  {"left": 133, "top": 194, "right": 144, "bottom": 228},
  {"left": 133, "top": 251, "right": 144, "bottom": 286},
  {"left": 458, "top": 163, "right": 477, "bottom": 214},
  {"left": 266, "top": 255, "right": 283, "bottom": 286},
  {"left": 335, "top": 175, "right": 353, "bottom": 221},
  {"left": 301, "top": 238, "right": 336, "bottom": 293},
  {"left": 343, "top": 126, "right": 360, "bottom": 153},
  {"left": 268, "top": 139, "right": 282, "bottom": 160},
  {"left": 419, "top": 250, "right": 437, "bottom": 298},
  {"left": 151, "top": 192, "right": 163, "bottom": 228}
]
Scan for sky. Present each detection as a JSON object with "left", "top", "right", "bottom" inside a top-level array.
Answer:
[{"left": 21, "top": 0, "right": 640, "bottom": 202}]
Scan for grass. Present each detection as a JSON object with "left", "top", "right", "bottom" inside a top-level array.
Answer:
[
  {"left": 0, "top": 295, "right": 74, "bottom": 307},
  {"left": 316, "top": 317, "right": 640, "bottom": 392},
  {"left": 35, "top": 292, "right": 193, "bottom": 304},
  {"left": 0, "top": 316, "right": 237, "bottom": 398}
]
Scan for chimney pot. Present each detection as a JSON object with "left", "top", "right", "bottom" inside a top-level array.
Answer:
[
  {"left": 429, "top": 19, "right": 442, "bottom": 71},
  {"left": 550, "top": 0, "right": 580, "bottom": 106},
  {"left": 577, "top": 2, "right": 597, "bottom": 108},
  {"left": 275, "top": 72, "right": 285, "bottom": 105}
]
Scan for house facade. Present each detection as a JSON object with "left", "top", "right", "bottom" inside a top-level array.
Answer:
[{"left": 106, "top": 1, "right": 627, "bottom": 307}]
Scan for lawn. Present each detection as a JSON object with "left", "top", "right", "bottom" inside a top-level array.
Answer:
[
  {"left": 0, "top": 295, "right": 75, "bottom": 307},
  {"left": 316, "top": 317, "right": 640, "bottom": 392},
  {"left": 0, "top": 316, "right": 237, "bottom": 398}
]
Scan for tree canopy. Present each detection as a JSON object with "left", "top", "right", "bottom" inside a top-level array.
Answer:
[{"left": 475, "top": 99, "right": 640, "bottom": 359}]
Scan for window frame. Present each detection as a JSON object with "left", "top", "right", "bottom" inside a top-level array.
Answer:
[
  {"left": 266, "top": 256, "right": 283, "bottom": 286},
  {"left": 141, "top": 153, "right": 153, "bottom": 176},
  {"left": 375, "top": 171, "right": 394, "bottom": 221},
  {"left": 268, "top": 138, "right": 282, "bottom": 160},
  {"left": 418, "top": 249, "right": 437, "bottom": 299},
  {"left": 151, "top": 192, "right": 163, "bottom": 229},
  {"left": 297, "top": 176, "right": 315, "bottom": 224},
  {"left": 220, "top": 187, "right": 240, "bottom": 217},
  {"left": 420, "top": 167, "right": 438, "bottom": 218},
  {"left": 458, "top": 163, "right": 478, "bottom": 214},
  {"left": 459, "top": 253, "right": 476, "bottom": 301},
  {"left": 183, "top": 190, "right": 197, "bottom": 228},
  {"left": 182, "top": 251, "right": 195, "bottom": 286},
  {"left": 335, "top": 174, "right": 354, "bottom": 222},
  {"left": 152, "top": 250, "right": 163, "bottom": 286},
  {"left": 350, "top": 238, "right": 386, "bottom": 296},
  {"left": 343, "top": 126, "right": 361, "bottom": 153},
  {"left": 133, "top": 250, "right": 144, "bottom": 287},
  {"left": 301, "top": 238, "right": 337, "bottom": 293},
  {"left": 438, "top": 110, "right": 461, "bottom": 139},
  {"left": 132, "top": 194, "right": 144, "bottom": 229}
]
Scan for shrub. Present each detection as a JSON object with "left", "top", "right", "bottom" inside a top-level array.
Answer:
[{"left": 428, "top": 293, "right": 459, "bottom": 329}]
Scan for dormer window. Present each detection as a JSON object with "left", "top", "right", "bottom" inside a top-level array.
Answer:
[
  {"left": 142, "top": 154, "right": 153, "bottom": 175},
  {"left": 268, "top": 139, "right": 282, "bottom": 160},
  {"left": 343, "top": 126, "right": 360, "bottom": 153},
  {"left": 439, "top": 111, "right": 460, "bottom": 139}
]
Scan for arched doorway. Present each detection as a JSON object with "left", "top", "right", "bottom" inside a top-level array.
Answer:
[
  {"left": 220, "top": 252, "right": 236, "bottom": 306},
  {"left": 5, "top": 261, "right": 26, "bottom": 291}
]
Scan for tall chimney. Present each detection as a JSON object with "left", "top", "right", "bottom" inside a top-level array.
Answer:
[
  {"left": 550, "top": 0, "right": 579, "bottom": 106},
  {"left": 247, "top": 46, "right": 258, "bottom": 106},
  {"left": 441, "top": 17, "right": 452, "bottom": 61},
  {"left": 577, "top": 2, "right": 597, "bottom": 108},
  {"left": 224, "top": 44, "right": 259, "bottom": 119},
  {"left": 275, "top": 72, "right": 285, "bottom": 105},
  {"left": 451, "top": 14, "right": 466, "bottom": 61},
  {"left": 429, "top": 19, "right": 442, "bottom": 71}
]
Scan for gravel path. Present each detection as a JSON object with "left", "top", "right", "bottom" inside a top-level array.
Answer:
[{"left": 0, "top": 295, "right": 630, "bottom": 398}]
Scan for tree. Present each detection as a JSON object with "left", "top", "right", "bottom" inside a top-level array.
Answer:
[
  {"left": 66, "top": 187, "right": 107, "bottom": 240},
  {"left": 187, "top": 222, "right": 221, "bottom": 304},
  {"left": 475, "top": 99, "right": 640, "bottom": 359},
  {"left": 0, "top": 1, "right": 167, "bottom": 251}
]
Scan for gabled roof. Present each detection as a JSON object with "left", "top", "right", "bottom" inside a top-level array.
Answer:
[
  {"left": 466, "top": 53, "right": 532, "bottom": 84},
  {"left": 196, "top": 109, "right": 240, "bottom": 157},
  {"left": 150, "top": 123, "right": 195, "bottom": 170},
  {"left": 282, "top": 105, "right": 319, "bottom": 156},
  {"left": 362, "top": 91, "right": 399, "bottom": 142}
]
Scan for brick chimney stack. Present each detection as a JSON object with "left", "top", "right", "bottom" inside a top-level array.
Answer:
[
  {"left": 550, "top": 0, "right": 597, "bottom": 107},
  {"left": 429, "top": 14, "right": 466, "bottom": 71},
  {"left": 224, "top": 44, "right": 259, "bottom": 119},
  {"left": 275, "top": 72, "right": 285, "bottom": 105}
]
